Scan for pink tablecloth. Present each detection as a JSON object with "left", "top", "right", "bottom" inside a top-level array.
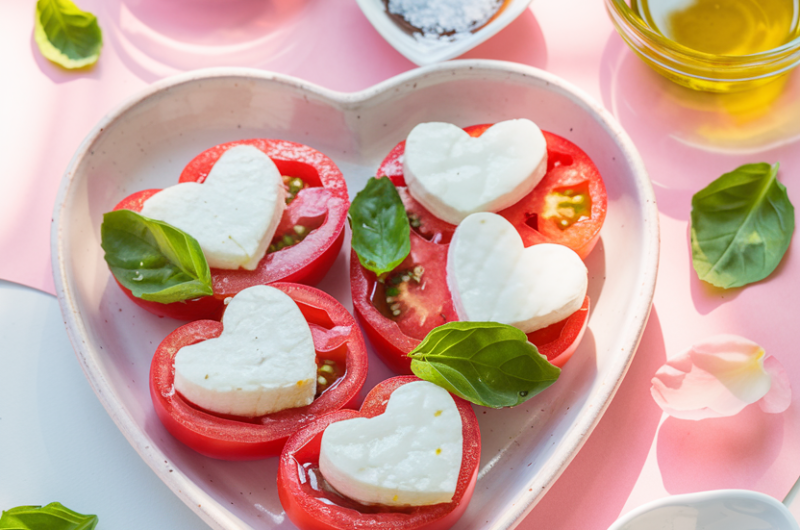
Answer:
[{"left": 3, "top": 1, "right": 800, "bottom": 529}]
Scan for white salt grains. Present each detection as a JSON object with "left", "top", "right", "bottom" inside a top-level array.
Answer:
[{"left": 387, "top": 0, "right": 503, "bottom": 37}]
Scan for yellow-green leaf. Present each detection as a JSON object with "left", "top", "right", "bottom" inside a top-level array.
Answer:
[
  {"left": 0, "top": 502, "right": 98, "bottom": 530},
  {"left": 35, "top": 0, "right": 102, "bottom": 69}
]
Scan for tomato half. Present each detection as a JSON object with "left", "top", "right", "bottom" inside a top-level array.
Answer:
[
  {"left": 149, "top": 283, "right": 368, "bottom": 460},
  {"left": 353, "top": 125, "right": 603, "bottom": 374},
  {"left": 277, "top": 376, "right": 480, "bottom": 530},
  {"left": 377, "top": 125, "right": 607, "bottom": 259},
  {"left": 113, "top": 139, "right": 349, "bottom": 321}
]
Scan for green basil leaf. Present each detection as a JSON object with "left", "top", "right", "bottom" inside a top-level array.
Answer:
[
  {"left": 34, "top": 0, "right": 102, "bottom": 69},
  {"left": 0, "top": 502, "right": 98, "bottom": 530},
  {"left": 101, "top": 209, "right": 214, "bottom": 304},
  {"left": 691, "top": 162, "right": 794, "bottom": 289},
  {"left": 349, "top": 177, "right": 410, "bottom": 276},
  {"left": 408, "top": 322, "right": 560, "bottom": 408}
]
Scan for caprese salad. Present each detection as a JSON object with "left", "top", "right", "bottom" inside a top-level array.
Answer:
[
  {"left": 102, "top": 139, "right": 349, "bottom": 321},
  {"left": 149, "top": 282, "right": 368, "bottom": 460},
  {"left": 350, "top": 120, "right": 607, "bottom": 374},
  {"left": 277, "top": 376, "right": 481, "bottom": 530}
]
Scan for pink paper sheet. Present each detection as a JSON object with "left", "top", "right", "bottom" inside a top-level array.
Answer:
[{"left": 4, "top": 0, "right": 800, "bottom": 528}]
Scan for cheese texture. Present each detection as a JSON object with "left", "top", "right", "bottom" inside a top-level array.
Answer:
[
  {"left": 140, "top": 144, "right": 285, "bottom": 270},
  {"left": 447, "top": 212, "right": 587, "bottom": 333},
  {"left": 173, "top": 285, "right": 316, "bottom": 417},
  {"left": 403, "top": 119, "right": 547, "bottom": 225},
  {"left": 319, "top": 381, "right": 462, "bottom": 506}
]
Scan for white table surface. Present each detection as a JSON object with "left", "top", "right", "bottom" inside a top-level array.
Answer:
[{"left": 0, "top": 279, "right": 204, "bottom": 528}]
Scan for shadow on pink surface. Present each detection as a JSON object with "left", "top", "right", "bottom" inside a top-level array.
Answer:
[
  {"left": 103, "top": 0, "right": 312, "bottom": 77},
  {"left": 598, "top": 35, "right": 800, "bottom": 222},
  {"left": 657, "top": 404, "right": 785, "bottom": 493},
  {"left": 524, "top": 307, "right": 666, "bottom": 530},
  {"left": 29, "top": 33, "right": 104, "bottom": 84},
  {"left": 460, "top": 8, "right": 547, "bottom": 70}
]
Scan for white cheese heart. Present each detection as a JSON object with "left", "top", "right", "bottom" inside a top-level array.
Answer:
[
  {"left": 140, "top": 144, "right": 285, "bottom": 270},
  {"left": 319, "top": 381, "right": 462, "bottom": 506},
  {"left": 403, "top": 119, "right": 547, "bottom": 225},
  {"left": 173, "top": 285, "right": 316, "bottom": 417},
  {"left": 447, "top": 212, "right": 587, "bottom": 333}
]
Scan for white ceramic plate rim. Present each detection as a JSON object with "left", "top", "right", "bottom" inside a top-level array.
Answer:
[
  {"left": 354, "top": 0, "right": 535, "bottom": 65},
  {"left": 51, "top": 60, "right": 659, "bottom": 530},
  {"left": 607, "top": 489, "right": 800, "bottom": 530}
]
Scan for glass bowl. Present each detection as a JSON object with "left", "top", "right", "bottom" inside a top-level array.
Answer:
[{"left": 605, "top": 0, "right": 800, "bottom": 92}]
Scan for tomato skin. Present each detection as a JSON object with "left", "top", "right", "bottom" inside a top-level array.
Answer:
[
  {"left": 527, "top": 296, "right": 590, "bottom": 368},
  {"left": 377, "top": 126, "right": 607, "bottom": 259},
  {"left": 350, "top": 231, "right": 458, "bottom": 374},
  {"left": 357, "top": 125, "right": 604, "bottom": 373},
  {"left": 149, "top": 283, "right": 368, "bottom": 460},
  {"left": 111, "top": 139, "right": 349, "bottom": 321},
  {"left": 499, "top": 131, "right": 607, "bottom": 260},
  {"left": 277, "top": 376, "right": 480, "bottom": 530}
]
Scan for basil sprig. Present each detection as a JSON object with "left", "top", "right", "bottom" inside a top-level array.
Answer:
[
  {"left": 349, "top": 177, "right": 410, "bottom": 276},
  {"left": 691, "top": 163, "right": 794, "bottom": 289},
  {"left": 0, "top": 502, "right": 98, "bottom": 530},
  {"left": 35, "top": 0, "right": 102, "bottom": 69},
  {"left": 101, "top": 210, "right": 214, "bottom": 304},
  {"left": 408, "top": 322, "right": 560, "bottom": 408}
]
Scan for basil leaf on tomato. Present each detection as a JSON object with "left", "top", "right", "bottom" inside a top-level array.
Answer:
[
  {"left": 0, "top": 502, "right": 98, "bottom": 530},
  {"left": 349, "top": 177, "right": 410, "bottom": 276},
  {"left": 34, "top": 0, "right": 102, "bottom": 69},
  {"left": 691, "top": 163, "right": 794, "bottom": 289},
  {"left": 408, "top": 322, "right": 560, "bottom": 408},
  {"left": 101, "top": 210, "right": 214, "bottom": 304}
]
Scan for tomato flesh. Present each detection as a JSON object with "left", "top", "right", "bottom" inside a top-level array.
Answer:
[
  {"left": 355, "top": 125, "right": 605, "bottom": 373},
  {"left": 277, "top": 376, "right": 480, "bottom": 530},
  {"left": 149, "top": 282, "right": 368, "bottom": 460},
  {"left": 112, "top": 139, "right": 349, "bottom": 321}
]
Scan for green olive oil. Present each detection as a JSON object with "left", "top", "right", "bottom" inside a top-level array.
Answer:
[{"left": 633, "top": 0, "right": 800, "bottom": 55}]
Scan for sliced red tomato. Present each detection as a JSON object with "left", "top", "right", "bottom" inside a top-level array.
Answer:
[
  {"left": 113, "top": 139, "right": 349, "bottom": 321},
  {"left": 528, "top": 296, "right": 590, "bottom": 368},
  {"left": 277, "top": 376, "right": 480, "bottom": 530},
  {"left": 354, "top": 125, "right": 604, "bottom": 374},
  {"left": 149, "top": 283, "right": 368, "bottom": 460},
  {"left": 377, "top": 124, "right": 606, "bottom": 258}
]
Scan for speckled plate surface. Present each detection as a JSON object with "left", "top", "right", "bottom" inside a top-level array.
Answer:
[{"left": 52, "top": 60, "right": 658, "bottom": 530}]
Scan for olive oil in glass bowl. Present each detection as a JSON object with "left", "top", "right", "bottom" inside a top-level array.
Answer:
[{"left": 606, "top": 0, "right": 800, "bottom": 92}]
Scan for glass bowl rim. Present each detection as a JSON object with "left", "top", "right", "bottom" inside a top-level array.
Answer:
[{"left": 606, "top": 0, "right": 800, "bottom": 66}]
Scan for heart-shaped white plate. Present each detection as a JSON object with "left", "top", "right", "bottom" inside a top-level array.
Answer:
[{"left": 52, "top": 61, "right": 658, "bottom": 530}]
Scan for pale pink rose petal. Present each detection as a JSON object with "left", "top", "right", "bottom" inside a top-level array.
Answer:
[
  {"left": 651, "top": 334, "right": 779, "bottom": 421},
  {"left": 759, "top": 355, "right": 792, "bottom": 414}
]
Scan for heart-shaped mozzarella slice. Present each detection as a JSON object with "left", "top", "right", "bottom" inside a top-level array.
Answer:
[
  {"left": 173, "top": 285, "right": 316, "bottom": 417},
  {"left": 447, "top": 212, "right": 587, "bottom": 333},
  {"left": 319, "top": 381, "right": 462, "bottom": 506},
  {"left": 140, "top": 144, "right": 285, "bottom": 270},
  {"left": 403, "top": 119, "right": 547, "bottom": 225}
]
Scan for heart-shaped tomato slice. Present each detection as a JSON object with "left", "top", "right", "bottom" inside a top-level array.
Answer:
[{"left": 277, "top": 376, "right": 480, "bottom": 530}]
